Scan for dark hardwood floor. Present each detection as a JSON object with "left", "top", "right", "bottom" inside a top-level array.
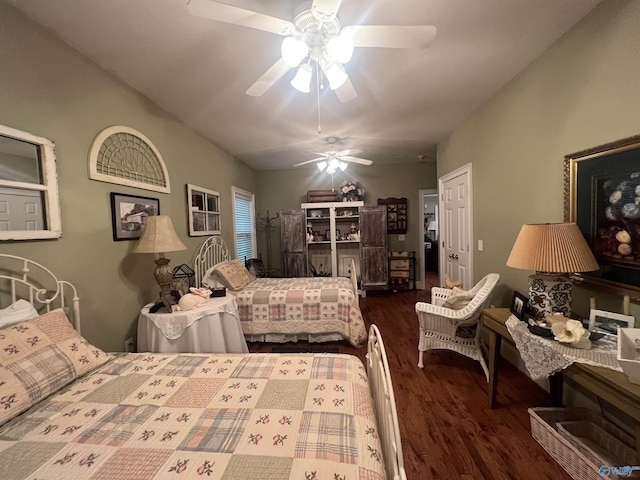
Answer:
[{"left": 248, "top": 289, "right": 571, "bottom": 479}]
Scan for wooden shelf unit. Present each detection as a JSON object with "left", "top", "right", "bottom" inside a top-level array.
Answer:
[{"left": 388, "top": 251, "right": 416, "bottom": 291}]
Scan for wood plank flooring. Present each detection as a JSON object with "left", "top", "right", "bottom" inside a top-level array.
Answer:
[{"left": 248, "top": 290, "right": 572, "bottom": 479}]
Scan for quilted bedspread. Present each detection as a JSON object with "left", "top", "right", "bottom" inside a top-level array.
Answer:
[
  {"left": 231, "top": 277, "right": 367, "bottom": 347},
  {"left": 0, "top": 352, "right": 386, "bottom": 480}
]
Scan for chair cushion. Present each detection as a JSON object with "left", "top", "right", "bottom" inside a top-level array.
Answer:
[{"left": 444, "top": 287, "right": 474, "bottom": 310}]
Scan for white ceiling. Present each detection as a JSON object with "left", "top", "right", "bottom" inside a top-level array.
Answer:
[{"left": 8, "top": 0, "right": 601, "bottom": 170}]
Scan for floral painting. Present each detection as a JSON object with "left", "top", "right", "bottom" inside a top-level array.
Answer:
[
  {"left": 565, "top": 134, "right": 640, "bottom": 289},
  {"left": 594, "top": 171, "right": 640, "bottom": 265}
]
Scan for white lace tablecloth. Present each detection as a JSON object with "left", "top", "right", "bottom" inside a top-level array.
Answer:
[{"left": 505, "top": 315, "right": 623, "bottom": 380}]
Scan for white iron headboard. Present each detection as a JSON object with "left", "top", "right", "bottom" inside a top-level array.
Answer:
[
  {"left": 0, "top": 254, "right": 80, "bottom": 332},
  {"left": 193, "top": 236, "right": 230, "bottom": 287}
]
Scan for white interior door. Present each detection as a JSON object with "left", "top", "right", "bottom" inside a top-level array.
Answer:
[
  {"left": 0, "top": 188, "right": 43, "bottom": 231},
  {"left": 439, "top": 164, "right": 473, "bottom": 290}
]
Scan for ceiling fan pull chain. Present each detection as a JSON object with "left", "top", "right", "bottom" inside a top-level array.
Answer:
[{"left": 316, "top": 61, "right": 322, "bottom": 134}]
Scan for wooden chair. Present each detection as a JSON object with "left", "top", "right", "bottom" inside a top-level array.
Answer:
[{"left": 415, "top": 273, "right": 500, "bottom": 381}]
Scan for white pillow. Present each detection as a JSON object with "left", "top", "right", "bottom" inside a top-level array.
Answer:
[
  {"left": 201, "top": 264, "right": 226, "bottom": 288},
  {"left": 0, "top": 300, "right": 39, "bottom": 328}
]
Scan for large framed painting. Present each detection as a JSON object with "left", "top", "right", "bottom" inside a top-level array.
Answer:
[{"left": 564, "top": 134, "right": 640, "bottom": 301}]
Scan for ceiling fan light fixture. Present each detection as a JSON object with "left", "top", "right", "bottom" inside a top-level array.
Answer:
[
  {"left": 326, "top": 31, "right": 354, "bottom": 64},
  {"left": 291, "top": 64, "right": 312, "bottom": 92},
  {"left": 320, "top": 59, "right": 348, "bottom": 90},
  {"left": 317, "top": 161, "right": 328, "bottom": 171},
  {"left": 281, "top": 36, "right": 309, "bottom": 67},
  {"left": 338, "top": 161, "right": 348, "bottom": 171}
]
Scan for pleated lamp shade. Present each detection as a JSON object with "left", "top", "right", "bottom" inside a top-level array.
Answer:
[
  {"left": 507, "top": 223, "right": 599, "bottom": 319},
  {"left": 506, "top": 223, "right": 598, "bottom": 273}
]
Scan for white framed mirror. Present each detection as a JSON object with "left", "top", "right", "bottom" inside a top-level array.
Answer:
[{"left": 0, "top": 124, "right": 62, "bottom": 240}]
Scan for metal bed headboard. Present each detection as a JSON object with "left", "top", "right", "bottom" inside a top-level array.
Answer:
[
  {"left": 0, "top": 254, "right": 80, "bottom": 332},
  {"left": 193, "top": 236, "right": 230, "bottom": 287}
]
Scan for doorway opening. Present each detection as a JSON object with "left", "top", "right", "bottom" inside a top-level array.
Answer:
[{"left": 419, "top": 189, "right": 439, "bottom": 290}]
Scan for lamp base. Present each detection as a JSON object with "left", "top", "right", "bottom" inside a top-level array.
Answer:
[
  {"left": 153, "top": 256, "right": 176, "bottom": 313},
  {"left": 527, "top": 273, "right": 572, "bottom": 319}
]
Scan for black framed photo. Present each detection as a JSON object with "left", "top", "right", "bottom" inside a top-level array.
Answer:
[
  {"left": 564, "top": 134, "right": 640, "bottom": 295},
  {"left": 510, "top": 290, "right": 528, "bottom": 321},
  {"left": 110, "top": 192, "right": 160, "bottom": 241}
]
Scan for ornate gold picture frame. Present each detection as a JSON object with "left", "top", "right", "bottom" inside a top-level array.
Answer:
[{"left": 564, "top": 134, "right": 640, "bottom": 302}]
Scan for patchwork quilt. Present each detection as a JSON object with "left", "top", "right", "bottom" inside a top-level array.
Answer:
[
  {"left": 0, "top": 352, "right": 386, "bottom": 480},
  {"left": 232, "top": 277, "right": 367, "bottom": 347}
]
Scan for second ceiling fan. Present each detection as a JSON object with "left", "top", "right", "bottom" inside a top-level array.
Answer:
[
  {"left": 188, "top": 0, "right": 437, "bottom": 102},
  {"left": 294, "top": 137, "right": 373, "bottom": 173}
]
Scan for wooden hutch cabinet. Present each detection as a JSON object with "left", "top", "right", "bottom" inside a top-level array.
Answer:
[
  {"left": 301, "top": 201, "right": 363, "bottom": 280},
  {"left": 280, "top": 203, "right": 388, "bottom": 291}
]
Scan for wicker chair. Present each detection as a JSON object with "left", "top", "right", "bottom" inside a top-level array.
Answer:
[{"left": 415, "top": 273, "right": 500, "bottom": 381}]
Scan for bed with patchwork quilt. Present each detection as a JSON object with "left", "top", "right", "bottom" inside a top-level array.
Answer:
[
  {"left": 196, "top": 237, "right": 367, "bottom": 347},
  {"left": 0, "top": 254, "right": 405, "bottom": 480}
]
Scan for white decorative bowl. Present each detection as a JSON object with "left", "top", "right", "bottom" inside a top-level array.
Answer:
[{"left": 617, "top": 328, "right": 640, "bottom": 385}]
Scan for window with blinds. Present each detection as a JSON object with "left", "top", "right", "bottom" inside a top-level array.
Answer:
[{"left": 232, "top": 187, "right": 256, "bottom": 262}]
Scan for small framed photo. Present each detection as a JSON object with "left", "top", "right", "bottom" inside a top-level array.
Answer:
[
  {"left": 588, "top": 309, "right": 635, "bottom": 336},
  {"left": 110, "top": 192, "right": 160, "bottom": 241},
  {"left": 510, "top": 291, "right": 528, "bottom": 321}
]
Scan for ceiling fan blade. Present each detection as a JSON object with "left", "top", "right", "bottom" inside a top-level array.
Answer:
[
  {"left": 347, "top": 25, "right": 437, "bottom": 49},
  {"left": 294, "top": 157, "right": 327, "bottom": 167},
  {"left": 341, "top": 156, "right": 373, "bottom": 166},
  {"left": 334, "top": 76, "right": 357, "bottom": 103},
  {"left": 188, "top": 0, "right": 294, "bottom": 36},
  {"left": 336, "top": 149, "right": 363, "bottom": 157},
  {"left": 311, "top": 0, "right": 343, "bottom": 22},
  {"left": 246, "top": 58, "right": 291, "bottom": 97}
]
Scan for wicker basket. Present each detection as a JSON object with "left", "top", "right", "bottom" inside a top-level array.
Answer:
[
  {"left": 528, "top": 407, "right": 637, "bottom": 480},
  {"left": 556, "top": 420, "right": 636, "bottom": 468}
]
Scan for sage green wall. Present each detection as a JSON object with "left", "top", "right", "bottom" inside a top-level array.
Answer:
[
  {"left": 0, "top": 3, "right": 256, "bottom": 351},
  {"left": 437, "top": 0, "right": 640, "bottom": 321},
  {"left": 255, "top": 162, "right": 437, "bottom": 279}
]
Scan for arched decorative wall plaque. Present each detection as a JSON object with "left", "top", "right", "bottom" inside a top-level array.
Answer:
[{"left": 88, "top": 126, "right": 170, "bottom": 193}]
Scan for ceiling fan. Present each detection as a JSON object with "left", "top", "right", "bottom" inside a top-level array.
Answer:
[
  {"left": 187, "top": 0, "right": 437, "bottom": 102},
  {"left": 294, "top": 137, "right": 373, "bottom": 172}
]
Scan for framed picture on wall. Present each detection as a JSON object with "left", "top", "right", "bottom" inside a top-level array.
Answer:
[
  {"left": 564, "top": 134, "right": 640, "bottom": 296},
  {"left": 110, "top": 192, "right": 159, "bottom": 241}
]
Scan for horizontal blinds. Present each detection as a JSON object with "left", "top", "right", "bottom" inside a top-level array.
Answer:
[{"left": 234, "top": 188, "right": 256, "bottom": 262}]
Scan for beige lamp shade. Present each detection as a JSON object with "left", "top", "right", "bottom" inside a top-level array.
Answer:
[
  {"left": 132, "top": 215, "right": 187, "bottom": 254},
  {"left": 506, "top": 223, "right": 599, "bottom": 273}
]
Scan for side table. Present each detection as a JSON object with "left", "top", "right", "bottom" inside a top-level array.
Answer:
[
  {"left": 482, "top": 307, "right": 640, "bottom": 456},
  {"left": 137, "top": 295, "right": 248, "bottom": 353}
]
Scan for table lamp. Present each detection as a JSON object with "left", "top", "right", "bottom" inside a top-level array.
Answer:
[
  {"left": 506, "top": 223, "right": 599, "bottom": 319},
  {"left": 133, "top": 215, "right": 187, "bottom": 312}
]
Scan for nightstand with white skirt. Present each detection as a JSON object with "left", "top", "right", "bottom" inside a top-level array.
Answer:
[{"left": 137, "top": 295, "right": 248, "bottom": 353}]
